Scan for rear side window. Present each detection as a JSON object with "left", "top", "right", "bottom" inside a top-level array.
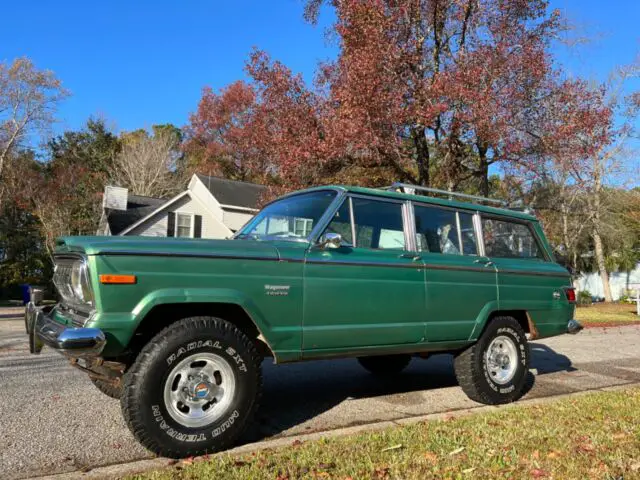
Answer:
[
  {"left": 413, "top": 205, "right": 478, "bottom": 255},
  {"left": 482, "top": 218, "right": 545, "bottom": 259}
]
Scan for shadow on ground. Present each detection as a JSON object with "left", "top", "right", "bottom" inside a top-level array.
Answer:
[{"left": 241, "top": 343, "right": 574, "bottom": 443}]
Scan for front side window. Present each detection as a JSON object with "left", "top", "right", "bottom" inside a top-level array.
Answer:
[
  {"left": 413, "top": 205, "right": 478, "bottom": 255},
  {"left": 176, "top": 213, "right": 192, "bottom": 238},
  {"left": 482, "top": 218, "right": 545, "bottom": 259},
  {"left": 237, "top": 190, "right": 337, "bottom": 241},
  {"left": 324, "top": 199, "right": 353, "bottom": 245},
  {"left": 324, "top": 197, "right": 406, "bottom": 250}
]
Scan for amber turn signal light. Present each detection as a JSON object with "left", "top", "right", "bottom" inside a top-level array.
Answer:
[{"left": 99, "top": 274, "right": 137, "bottom": 284}]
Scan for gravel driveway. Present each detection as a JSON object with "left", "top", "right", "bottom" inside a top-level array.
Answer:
[{"left": 1, "top": 308, "right": 640, "bottom": 479}]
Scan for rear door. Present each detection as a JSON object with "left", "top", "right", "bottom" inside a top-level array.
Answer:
[
  {"left": 412, "top": 204, "right": 498, "bottom": 342},
  {"left": 480, "top": 216, "right": 572, "bottom": 331}
]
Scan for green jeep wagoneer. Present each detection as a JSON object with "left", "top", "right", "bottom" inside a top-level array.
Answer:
[{"left": 26, "top": 183, "right": 582, "bottom": 458}]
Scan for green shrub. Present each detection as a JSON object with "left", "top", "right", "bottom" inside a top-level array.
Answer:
[{"left": 577, "top": 290, "right": 592, "bottom": 306}]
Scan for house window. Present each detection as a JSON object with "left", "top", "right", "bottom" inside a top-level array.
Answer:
[
  {"left": 294, "top": 218, "right": 313, "bottom": 237},
  {"left": 176, "top": 213, "right": 193, "bottom": 238}
]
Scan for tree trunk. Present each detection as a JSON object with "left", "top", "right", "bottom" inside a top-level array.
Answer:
[
  {"left": 592, "top": 227, "right": 613, "bottom": 302},
  {"left": 477, "top": 141, "right": 489, "bottom": 197},
  {"left": 412, "top": 126, "right": 430, "bottom": 186},
  {"left": 590, "top": 156, "right": 612, "bottom": 302}
]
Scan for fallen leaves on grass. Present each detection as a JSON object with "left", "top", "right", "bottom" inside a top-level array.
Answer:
[
  {"left": 380, "top": 444, "right": 403, "bottom": 452},
  {"left": 449, "top": 447, "right": 465, "bottom": 456},
  {"left": 423, "top": 452, "right": 438, "bottom": 463},
  {"left": 373, "top": 466, "right": 390, "bottom": 478},
  {"left": 530, "top": 468, "right": 549, "bottom": 478}
]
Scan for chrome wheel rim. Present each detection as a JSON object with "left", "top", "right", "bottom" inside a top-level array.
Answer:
[
  {"left": 484, "top": 335, "right": 518, "bottom": 385},
  {"left": 163, "top": 352, "right": 236, "bottom": 428}
]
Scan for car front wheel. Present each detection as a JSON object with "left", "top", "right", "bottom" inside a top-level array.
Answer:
[
  {"left": 453, "top": 316, "right": 529, "bottom": 405},
  {"left": 121, "top": 316, "right": 262, "bottom": 458},
  {"left": 90, "top": 377, "right": 122, "bottom": 399}
]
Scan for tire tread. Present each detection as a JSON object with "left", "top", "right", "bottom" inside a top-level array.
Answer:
[{"left": 120, "top": 316, "right": 262, "bottom": 458}]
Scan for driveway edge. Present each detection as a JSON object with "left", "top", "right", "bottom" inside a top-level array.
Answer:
[{"left": 32, "top": 381, "right": 640, "bottom": 480}]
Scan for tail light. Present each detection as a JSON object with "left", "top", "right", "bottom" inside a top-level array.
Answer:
[{"left": 565, "top": 287, "right": 576, "bottom": 303}]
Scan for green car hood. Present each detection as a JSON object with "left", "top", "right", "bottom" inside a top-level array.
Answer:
[{"left": 55, "top": 236, "right": 281, "bottom": 260}]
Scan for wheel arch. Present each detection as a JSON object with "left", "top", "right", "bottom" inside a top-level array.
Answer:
[
  {"left": 469, "top": 309, "right": 536, "bottom": 341},
  {"left": 128, "top": 289, "right": 276, "bottom": 361}
]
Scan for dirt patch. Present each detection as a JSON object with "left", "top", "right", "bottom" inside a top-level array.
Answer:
[{"left": 584, "top": 320, "right": 640, "bottom": 328}]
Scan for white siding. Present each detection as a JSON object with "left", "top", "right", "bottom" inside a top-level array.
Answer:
[
  {"left": 126, "top": 194, "right": 232, "bottom": 239},
  {"left": 575, "top": 263, "right": 640, "bottom": 301},
  {"left": 223, "top": 209, "right": 255, "bottom": 232}
]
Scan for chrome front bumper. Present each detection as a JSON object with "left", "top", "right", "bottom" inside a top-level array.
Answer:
[
  {"left": 25, "top": 302, "right": 106, "bottom": 358},
  {"left": 567, "top": 319, "right": 584, "bottom": 334}
]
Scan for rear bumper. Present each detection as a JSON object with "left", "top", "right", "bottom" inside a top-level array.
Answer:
[
  {"left": 26, "top": 302, "right": 106, "bottom": 358},
  {"left": 567, "top": 319, "right": 583, "bottom": 334}
]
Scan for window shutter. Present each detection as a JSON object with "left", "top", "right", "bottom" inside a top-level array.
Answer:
[
  {"left": 167, "top": 212, "right": 175, "bottom": 237},
  {"left": 194, "top": 215, "right": 203, "bottom": 238}
]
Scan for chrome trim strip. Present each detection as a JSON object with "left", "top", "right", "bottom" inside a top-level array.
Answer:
[
  {"left": 403, "top": 200, "right": 417, "bottom": 252},
  {"left": 455, "top": 211, "right": 463, "bottom": 253},
  {"left": 96, "top": 251, "right": 283, "bottom": 262},
  {"left": 349, "top": 196, "right": 356, "bottom": 246},
  {"left": 474, "top": 211, "right": 486, "bottom": 257},
  {"left": 306, "top": 259, "right": 425, "bottom": 269},
  {"left": 308, "top": 190, "right": 347, "bottom": 243},
  {"left": 97, "top": 250, "right": 569, "bottom": 276},
  {"left": 497, "top": 268, "right": 570, "bottom": 278}
]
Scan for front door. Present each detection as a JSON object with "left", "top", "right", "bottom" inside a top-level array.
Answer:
[
  {"left": 302, "top": 196, "right": 426, "bottom": 353},
  {"left": 412, "top": 204, "right": 498, "bottom": 342}
]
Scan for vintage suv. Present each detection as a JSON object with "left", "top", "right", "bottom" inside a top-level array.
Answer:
[{"left": 26, "top": 183, "right": 581, "bottom": 458}]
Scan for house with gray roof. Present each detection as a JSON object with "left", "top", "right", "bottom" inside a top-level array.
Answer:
[{"left": 97, "top": 174, "right": 266, "bottom": 238}]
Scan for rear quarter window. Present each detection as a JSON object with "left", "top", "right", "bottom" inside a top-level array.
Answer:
[{"left": 482, "top": 217, "right": 545, "bottom": 260}]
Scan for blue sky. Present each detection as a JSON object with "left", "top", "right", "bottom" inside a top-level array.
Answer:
[{"left": 2, "top": 0, "right": 638, "bottom": 136}]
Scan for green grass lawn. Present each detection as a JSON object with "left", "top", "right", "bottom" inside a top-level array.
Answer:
[
  {"left": 132, "top": 388, "right": 640, "bottom": 480},
  {"left": 575, "top": 302, "right": 640, "bottom": 325}
]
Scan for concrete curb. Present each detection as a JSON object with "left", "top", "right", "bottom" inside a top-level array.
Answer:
[{"left": 33, "top": 381, "right": 640, "bottom": 480}]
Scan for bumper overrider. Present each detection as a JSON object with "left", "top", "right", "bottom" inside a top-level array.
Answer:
[
  {"left": 567, "top": 319, "right": 584, "bottom": 334},
  {"left": 26, "top": 302, "right": 106, "bottom": 358}
]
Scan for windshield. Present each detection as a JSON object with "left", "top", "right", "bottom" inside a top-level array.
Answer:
[{"left": 236, "top": 190, "right": 338, "bottom": 241}]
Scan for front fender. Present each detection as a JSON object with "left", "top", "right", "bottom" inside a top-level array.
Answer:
[
  {"left": 89, "top": 288, "right": 273, "bottom": 357},
  {"left": 131, "top": 287, "right": 271, "bottom": 332}
]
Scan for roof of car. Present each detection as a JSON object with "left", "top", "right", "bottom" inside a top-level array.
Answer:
[{"left": 281, "top": 185, "right": 538, "bottom": 222}]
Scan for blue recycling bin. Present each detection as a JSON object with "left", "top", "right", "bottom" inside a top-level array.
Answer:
[{"left": 20, "top": 284, "right": 30, "bottom": 305}]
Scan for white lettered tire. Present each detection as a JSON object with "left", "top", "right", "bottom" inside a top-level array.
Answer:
[
  {"left": 453, "top": 316, "right": 529, "bottom": 404},
  {"left": 121, "top": 316, "right": 262, "bottom": 458}
]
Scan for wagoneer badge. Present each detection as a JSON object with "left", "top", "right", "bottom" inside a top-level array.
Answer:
[{"left": 265, "top": 285, "right": 290, "bottom": 296}]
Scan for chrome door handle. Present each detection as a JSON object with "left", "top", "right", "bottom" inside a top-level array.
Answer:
[
  {"left": 474, "top": 259, "right": 494, "bottom": 267},
  {"left": 399, "top": 253, "right": 422, "bottom": 261}
]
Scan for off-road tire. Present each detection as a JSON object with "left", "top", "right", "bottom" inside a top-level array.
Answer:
[
  {"left": 357, "top": 354, "right": 412, "bottom": 376},
  {"left": 121, "top": 316, "right": 262, "bottom": 458},
  {"left": 454, "top": 316, "right": 529, "bottom": 405},
  {"left": 90, "top": 377, "right": 122, "bottom": 399}
]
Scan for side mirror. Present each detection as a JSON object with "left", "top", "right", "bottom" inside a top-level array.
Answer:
[{"left": 317, "top": 232, "right": 342, "bottom": 249}]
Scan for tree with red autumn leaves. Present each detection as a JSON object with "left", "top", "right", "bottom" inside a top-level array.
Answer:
[{"left": 186, "top": 0, "right": 614, "bottom": 197}]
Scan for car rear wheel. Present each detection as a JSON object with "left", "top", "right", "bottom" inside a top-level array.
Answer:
[
  {"left": 357, "top": 354, "right": 411, "bottom": 376},
  {"left": 454, "top": 316, "right": 529, "bottom": 405},
  {"left": 121, "top": 316, "right": 262, "bottom": 458}
]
